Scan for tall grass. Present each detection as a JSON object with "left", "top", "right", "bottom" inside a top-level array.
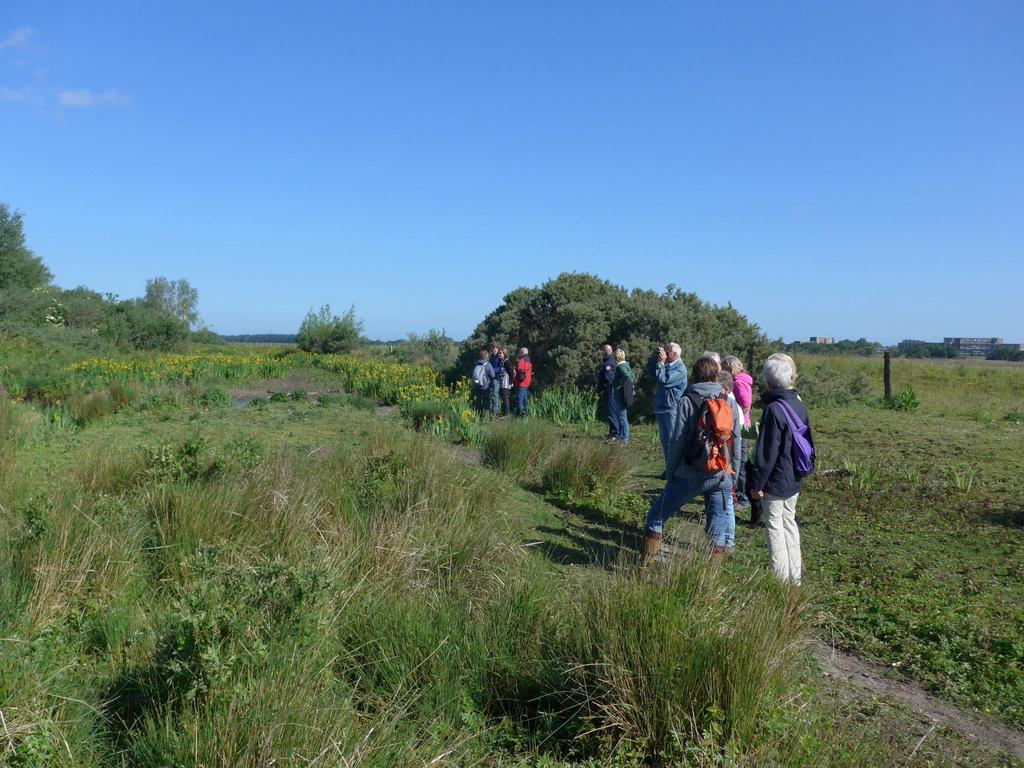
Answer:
[
  {"left": 541, "top": 439, "right": 639, "bottom": 505},
  {"left": 531, "top": 385, "right": 599, "bottom": 425},
  {"left": 0, "top": 410, "right": 827, "bottom": 766},
  {"left": 480, "top": 418, "right": 560, "bottom": 478}
]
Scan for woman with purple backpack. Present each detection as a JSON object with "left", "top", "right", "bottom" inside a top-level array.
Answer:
[{"left": 747, "top": 354, "right": 815, "bottom": 585}]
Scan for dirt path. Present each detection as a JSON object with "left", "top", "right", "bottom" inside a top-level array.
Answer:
[{"left": 814, "top": 641, "right": 1024, "bottom": 759}]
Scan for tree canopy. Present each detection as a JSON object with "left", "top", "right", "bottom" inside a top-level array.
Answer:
[
  {"left": 0, "top": 204, "right": 52, "bottom": 294},
  {"left": 457, "top": 273, "right": 775, "bottom": 388},
  {"left": 145, "top": 277, "right": 200, "bottom": 328}
]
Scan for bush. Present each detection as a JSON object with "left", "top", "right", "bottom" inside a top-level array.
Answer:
[
  {"left": 797, "top": 362, "right": 873, "bottom": 407},
  {"left": 296, "top": 304, "right": 364, "bottom": 354},
  {"left": 190, "top": 328, "right": 224, "bottom": 345},
  {"left": 405, "top": 328, "right": 458, "bottom": 370},
  {"left": 290, "top": 388, "right": 308, "bottom": 402},
  {"left": 101, "top": 299, "right": 189, "bottom": 351},
  {"left": 269, "top": 392, "right": 289, "bottom": 403},
  {"left": 65, "top": 390, "right": 115, "bottom": 426},
  {"left": 480, "top": 419, "right": 559, "bottom": 479},
  {"left": 885, "top": 384, "right": 921, "bottom": 412},
  {"left": 108, "top": 379, "right": 138, "bottom": 408},
  {"left": 458, "top": 273, "right": 774, "bottom": 390},
  {"left": 200, "top": 386, "right": 231, "bottom": 408}
]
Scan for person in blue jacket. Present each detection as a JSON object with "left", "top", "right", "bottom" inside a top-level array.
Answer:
[
  {"left": 597, "top": 343, "right": 618, "bottom": 440},
  {"left": 646, "top": 342, "right": 687, "bottom": 465}
]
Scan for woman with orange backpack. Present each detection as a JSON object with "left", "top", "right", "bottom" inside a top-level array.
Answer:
[{"left": 640, "top": 356, "right": 742, "bottom": 565}]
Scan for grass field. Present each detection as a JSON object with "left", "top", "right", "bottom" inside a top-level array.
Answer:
[{"left": 0, "top": 351, "right": 1021, "bottom": 766}]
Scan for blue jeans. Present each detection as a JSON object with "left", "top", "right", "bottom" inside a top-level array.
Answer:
[
  {"left": 645, "top": 473, "right": 733, "bottom": 546},
  {"left": 490, "top": 379, "right": 501, "bottom": 415},
  {"left": 604, "top": 390, "right": 618, "bottom": 437},
  {"left": 515, "top": 386, "right": 528, "bottom": 416},
  {"left": 655, "top": 411, "right": 676, "bottom": 465},
  {"left": 610, "top": 392, "right": 629, "bottom": 443},
  {"left": 713, "top": 483, "right": 737, "bottom": 548}
]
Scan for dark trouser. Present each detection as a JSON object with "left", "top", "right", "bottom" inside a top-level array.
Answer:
[
  {"left": 515, "top": 386, "right": 528, "bottom": 416},
  {"left": 501, "top": 387, "right": 511, "bottom": 416},
  {"left": 604, "top": 390, "right": 618, "bottom": 437},
  {"left": 735, "top": 439, "right": 749, "bottom": 506},
  {"left": 474, "top": 386, "right": 490, "bottom": 414}
]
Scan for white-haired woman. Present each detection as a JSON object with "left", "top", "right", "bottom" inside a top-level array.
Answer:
[
  {"left": 609, "top": 347, "right": 636, "bottom": 444},
  {"left": 747, "top": 355, "right": 815, "bottom": 585}
]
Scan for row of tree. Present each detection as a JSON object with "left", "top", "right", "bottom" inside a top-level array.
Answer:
[
  {"left": 784, "top": 338, "right": 883, "bottom": 357},
  {"left": 1, "top": 204, "right": 211, "bottom": 351},
  {"left": 3, "top": 204, "right": 777, "bottom": 380}
]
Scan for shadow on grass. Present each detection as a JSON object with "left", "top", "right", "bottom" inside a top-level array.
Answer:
[{"left": 984, "top": 507, "right": 1024, "bottom": 528}]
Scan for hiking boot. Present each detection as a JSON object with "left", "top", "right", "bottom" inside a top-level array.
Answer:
[{"left": 639, "top": 530, "right": 661, "bottom": 569}]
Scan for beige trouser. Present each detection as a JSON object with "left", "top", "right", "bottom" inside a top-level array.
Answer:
[{"left": 763, "top": 493, "right": 802, "bottom": 585}]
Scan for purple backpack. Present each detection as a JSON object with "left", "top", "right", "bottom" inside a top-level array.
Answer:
[{"left": 773, "top": 400, "right": 815, "bottom": 477}]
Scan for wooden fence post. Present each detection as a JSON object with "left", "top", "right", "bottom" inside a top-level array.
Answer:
[{"left": 883, "top": 350, "right": 892, "bottom": 401}]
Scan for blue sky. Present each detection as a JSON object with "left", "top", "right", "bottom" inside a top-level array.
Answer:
[{"left": 2, "top": 2, "right": 1021, "bottom": 343}]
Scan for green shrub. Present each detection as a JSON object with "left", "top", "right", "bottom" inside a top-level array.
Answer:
[
  {"left": 289, "top": 388, "right": 308, "bottom": 402},
  {"left": 480, "top": 419, "right": 559, "bottom": 479},
  {"left": 296, "top": 304, "right": 364, "bottom": 354},
  {"left": 797, "top": 362, "right": 873, "bottom": 407},
  {"left": 189, "top": 328, "right": 223, "bottom": 345},
  {"left": 346, "top": 393, "right": 377, "bottom": 410},
  {"left": 269, "top": 391, "right": 289, "bottom": 403},
  {"left": 885, "top": 384, "right": 921, "bottom": 412},
  {"left": 101, "top": 299, "right": 189, "bottom": 351},
  {"left": 199, "top": 386, "right": 230, "bottom": 408},
  {"left": 65, "top": 390, "right": 114, "bottom": 426},
  {"left": 108, "top": 378, "right": 138, "bottom": 408}
]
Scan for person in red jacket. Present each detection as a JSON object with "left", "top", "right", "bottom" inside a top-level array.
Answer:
[{"left": 514, "top": 347, "right": 532, "bottom": 416}]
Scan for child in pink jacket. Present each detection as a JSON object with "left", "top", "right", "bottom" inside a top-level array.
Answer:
[{"left": 723, "top": 356, "right": 753, "bottom": 427}]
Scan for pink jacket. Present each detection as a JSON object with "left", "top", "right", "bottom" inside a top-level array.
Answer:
[{"left": 733, "top": 371, "right": 753, "bottom": 427}]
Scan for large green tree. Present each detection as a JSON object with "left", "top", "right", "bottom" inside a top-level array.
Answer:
[
  {"left": 458, "top": 273, "right": 776, "bottom": 389},
  {"left": 0, "top": 204, "right": 52, "bottom": 293},
  {"left": 144, "top": 276, "right": 200, "bottom": 328}
]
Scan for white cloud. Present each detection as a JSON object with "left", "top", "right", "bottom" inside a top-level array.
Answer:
[
  {"left": 0, "top": 84, "right": 41, "bottom": 104},
  {"left": 57, "top": 87, "right": 127, "bottom": 108},
  {"left": 1, "top": 85, "right": 26, "bottom": 101},
  {"left": 0, "top": 26, "right": 34, "bottom": 51}
]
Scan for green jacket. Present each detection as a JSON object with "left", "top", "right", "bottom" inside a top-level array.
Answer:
[{"left": 612, "top": 361, "right": 636, "bottom": 392}]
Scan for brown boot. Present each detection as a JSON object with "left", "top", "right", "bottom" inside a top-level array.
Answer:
[
  {"left": 710, "top": 545, "right": 727, "bottom": 560},
  {"left": 640, "top": 530, "right": 661, "bottom": 568}
]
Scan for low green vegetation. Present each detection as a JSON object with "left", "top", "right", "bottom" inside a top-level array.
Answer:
[{"left": 0, "top": 351, "right": 1020, "bottom": 766}]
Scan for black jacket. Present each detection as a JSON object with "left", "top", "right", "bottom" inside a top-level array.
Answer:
[
  {"left": 597, "top": 355, "right": 616, "bottom": 393},
  {"left": 748, "top": 388, "right": 814, "bottom": 498}
]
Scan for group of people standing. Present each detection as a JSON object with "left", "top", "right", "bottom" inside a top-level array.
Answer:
[
  {"left": 638, "top": 348, "right": 813, "bottom": 584},
  {"left": 471, "top": 340, "right": 813, "bottom": 584},
  {"left": 471, "top": 345, "right": 532, "bottom": 417}
]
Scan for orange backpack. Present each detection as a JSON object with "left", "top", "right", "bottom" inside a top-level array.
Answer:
[{"left": 684, "top": 393, "right": 736, "bottom": 474}]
